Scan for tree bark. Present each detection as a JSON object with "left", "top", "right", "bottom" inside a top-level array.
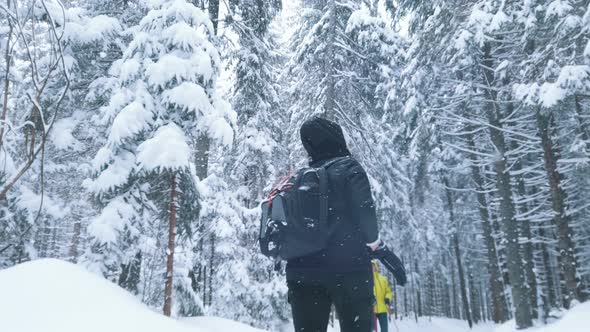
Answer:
[
  {"left": 208, "top": 0, "right": 220, "bottom": 35},
  {"left": 466, "top": 131, "right": 510, "bottom": 323},
  {"left": 538, "top": 225, "right": 557, "bottom": 320},
  {"left": 510, "top": 139, "right": 538, "bottom": 319},
  {"left": 163, "top": 174, "right": 177, "bottom": 317},
  {"left": 469, "top": 268, "right": 481, "bottom": 324},
  {"left": 68, "top": 222, "right": 81, "bottom": 263},
  {"left": 415, "top": 260, "right": 423, "bottom": 318},
  {"left": 324, "top": 0, "right": 336, "bottom": 116},
  {"left": 0, "top": 0, "right": 13, "bottom": 151},
  {"left": 208, "top": 234, "right": 215, "bottom": 306},
  {"left": 481, "top": 42, "right": 532, "bottom": 329},
  {"left": 574, "top": 95, "right": 590, "bottom": 152},
  {"left": 536, "top": 110, "right": 583, "bottom": 307},
  {"left": 441, "top": 254, "right": 452, "bottom": 318},
  {"left": 450, "top": 253, "right": 459, "bottom": 319},
  {"left": 443, "top": 177, "right": 473, "bottom": 328}
]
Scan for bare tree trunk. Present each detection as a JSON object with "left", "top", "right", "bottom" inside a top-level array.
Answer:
[
  {"left": 407, "top": 254, "right": 418, "bottom": 322},
  {"left": 574, "top": 95, "right": 590, "bottom": 151},
  {"left": 469, "top": 267, "right": 481, "bottom": 324},
  {"left": 208, "top": 0, "right": 220, "bottom": 34},
  {"left": 511, "top": 139, "right": 539, "bottom": 319},
  {"left": 324, "top": 0, "right": 336, "bottom": 116},
  {"left": 538, "top": 225, "right": 557, "bottom": 320},
  {"left": 536, "top": 110, "right": 583, "bottom": 307},
  {"left": 68, "top": 222, "right": 81, "bottom": 262},
  {"left": 403, "top": 278, "right": 408, "bottom": 319},
  {"left": 481, "top": 42, "right": 532, "bottom": 329},
  {"left": 443, "top": 178, "right": 473, "bottom": 327},
  {"left": 466, "top": 132, "right": 509, "bottom": 323},
  {"left": 202, "top": 265, "right": 208, "bottom": 306},
  {"left": 163, "top": 174, "right": 177, "bottom": 317},
  {"left": 415, "top": 260, "right": 423, "bottom": 318},
  {"left": 480, "top": 282, "right": 488, "bottom": 322},
  {"left": 441, "top": 254, "right": 452, "bottom": 318},
  {"left": 208, "top": 234, "right": 215, "bottom": 306},
  {"left": 0, "top": 0, "right": 14, "bottom": 151},
  {"left": 450, "top": 253, "right": 459, "bottom": 319}
]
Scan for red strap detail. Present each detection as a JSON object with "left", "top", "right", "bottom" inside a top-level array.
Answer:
[{"left": 267, "top": 170, "right": 295, "bottom": 203}]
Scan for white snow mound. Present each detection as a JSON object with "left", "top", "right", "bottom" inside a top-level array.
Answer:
[
  {"left": 183, "top": 317, "right": 266, "bottom": 332},
  {"left": 0, "top": 259, "right": 263, "bottom": 332}
]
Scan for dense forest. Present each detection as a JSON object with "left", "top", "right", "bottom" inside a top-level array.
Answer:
[{"left": 1, "top": 0, "right": 589, "bottom": 330}]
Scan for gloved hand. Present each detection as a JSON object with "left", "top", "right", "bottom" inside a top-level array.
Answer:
[
  {"left": 384, "top": 298, "right": 391, "bottom": 305},
  {"left": 370, "top": 244, "right": 407, "bottom": 286}
]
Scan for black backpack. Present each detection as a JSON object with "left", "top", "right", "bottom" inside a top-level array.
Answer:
[{"left": 259, "top": 158, "right": 345, "bottom": 260}]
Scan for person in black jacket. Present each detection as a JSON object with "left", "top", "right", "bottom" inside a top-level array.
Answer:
[{"left": 287, "top": 117, "right": 381, "bottom": 332}]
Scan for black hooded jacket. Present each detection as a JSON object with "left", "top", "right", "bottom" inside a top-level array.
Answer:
[{"left": 286, "top": 117, "right": 379, "bottom": 280}]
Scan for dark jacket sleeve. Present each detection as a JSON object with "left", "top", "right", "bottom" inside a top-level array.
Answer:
[{"left": 346, "top": 160, "right": 379, "bottom": 244}]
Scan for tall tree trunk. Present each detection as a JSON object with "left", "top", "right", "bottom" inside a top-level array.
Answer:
[
  {"left": 443, "top": 178, "right": 473, "bottom": 328},
  {"left": 202, "top": 265, "right": 208, "bottom": 306},
  {"left": 208, "top": 0, "right": 220, "bottom": 34},
  {"left": 441, "top": 254, "right": 452, "bottom": 318},
  {"left": 480, "top": 282, "right": 488, "bottom": 322},
  {"left": 450, "top": 252, "right": 459, "bottom": 319},
  {"left": 511, "top": 140, "right": 539, "bottom": 319},
  {"left": 538, "top": 225, "right": 557, "bottom": 320},
  {"left": 68, "top": 221, "right": 81, "bottom": 263},
  {"left": 403, "top": 279, "right": 408, "bottom": 319},
  {"left": 163, "top": 174, "right": 177, "bottom": 317},
  {"left": 481, "top": 42, "right": 532, "bottom": 329},
  {"left": 536, "top": 110, "right": 583, "bottom": 307},
  {"left": 415, "top": 259, "right": 423, "bottom": 318},
  {"left": 208, "top": 234, "right": 215, "bottom": 306},
  {"left": 469, "top": 267, "right": 481, "bottom": 324},
  {"left": 408, "top": 254, "right": 418, "bottom": 322},
  {"left": 192, "top": 134, "right": 209, "bottom": 296},
  {"left": 466, "top": 131, "right": 509, "bottom": 323},
  {"left": 324, "top": 0, "right": 336, "bottom": 116},
  {"left": 574, "top": 95, "right": 590, "bottom": 152},
  {"left": 0, "top": 0, "right": 13, "bottom": 151}
]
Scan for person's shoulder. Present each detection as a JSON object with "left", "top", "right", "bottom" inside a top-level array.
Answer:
[
  {"left": 330, "top": 156, "right": 361, "bottom": 171},
  {"left": 326, "top": 156, "right": 359, "bottom": 178}
]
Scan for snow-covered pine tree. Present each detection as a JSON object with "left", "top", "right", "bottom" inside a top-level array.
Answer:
[
  {"left": 83, "top": 0, "right": 233, "bottom": 315},
  {"left": 195, "top": 1, "right": 291, "bottom": 328}
]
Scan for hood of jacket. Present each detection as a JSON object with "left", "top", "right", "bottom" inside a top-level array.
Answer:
[{"left": 300, "top": 117, "right": 351, "bottom": 164}]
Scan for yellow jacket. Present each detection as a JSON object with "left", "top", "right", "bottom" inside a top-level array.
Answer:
[{"left": 372, "top": 261, "right": 393, "bottom": 314}]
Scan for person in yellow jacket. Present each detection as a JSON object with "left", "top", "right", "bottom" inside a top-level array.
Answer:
[{"left": 372, "top": 260, "right": 392, "bottom": 332}]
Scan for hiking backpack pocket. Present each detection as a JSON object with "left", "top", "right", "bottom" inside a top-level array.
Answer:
[
  {"left": 277, "top": 168, "right": 329, "bottom": 260},
  {"left": 259, "top": 157, "right": 344, "bottom": 261}
]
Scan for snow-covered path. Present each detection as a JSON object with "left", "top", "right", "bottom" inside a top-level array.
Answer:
[
  {"left": 1, "top": 259, "right": 588, "bottom": 332},
  {"left": 320, "top": 317, "right": 494, "bottom": 332}
]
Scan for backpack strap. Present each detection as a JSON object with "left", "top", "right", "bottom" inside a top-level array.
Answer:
[{"left": 320, "top": 156, "right": 349, "bottom": 170}]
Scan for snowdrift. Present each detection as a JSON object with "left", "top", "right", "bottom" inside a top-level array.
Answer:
[
  {"left": 0, "top": 259, "right": 261, "bottom": 332},
  {"left": 1, "top": 258, "right": 589, "bottom": 332},
  {"left": 494, "top": 301, "right": 590, "bottom": 332},
  {"left": 322, "top": 304, "right": 590, "bottom": 332}
]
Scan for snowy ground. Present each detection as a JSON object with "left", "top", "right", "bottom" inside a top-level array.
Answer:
[
  {"left": 317, "top": 317, "right": 494, "bottom": 332},
  {"left": 0, "top": 259, "right": 588, "bottom": 332}
]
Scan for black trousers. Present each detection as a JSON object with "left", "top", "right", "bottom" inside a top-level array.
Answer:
[{"left": 288, "top": 273, "right": 374, "bottom": 332}]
